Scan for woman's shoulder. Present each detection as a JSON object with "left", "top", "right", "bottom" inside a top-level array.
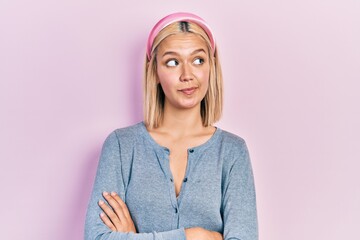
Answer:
[
  {"left": 217, "top": 127, "right": 247, "bottom": 148},
  {"left": 104, "top": 122, "right": 145, "bottom": 145},
  {"left": 113, "top": 122, "right": 144, "bottom": 136},
  {"left": 216, "top": 128, "right": 251, "bottom": 167}
]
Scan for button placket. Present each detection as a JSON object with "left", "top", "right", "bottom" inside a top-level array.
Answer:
[
  {"left": 175, "top": 148, "right": 195, "bottom": 208},
  {"left": 162, "top": 148, "right": 180, "bottom": 226}
]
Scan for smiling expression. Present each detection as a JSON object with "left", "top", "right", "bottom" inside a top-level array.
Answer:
[{"left": 156, "top": 33, "right": 210, "bottom": 111}]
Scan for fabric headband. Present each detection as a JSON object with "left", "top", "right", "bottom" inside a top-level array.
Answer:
[{"left": 146, "top": 12, "right": 216, "bottom": 60}]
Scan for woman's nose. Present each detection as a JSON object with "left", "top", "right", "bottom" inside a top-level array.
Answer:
[{"left": 180, "top": 63, "right": 193, "bottom": 82}]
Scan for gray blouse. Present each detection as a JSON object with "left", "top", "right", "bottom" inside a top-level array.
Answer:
[{"left": 85, "top": 122, "right": 258, "bottom": 240}]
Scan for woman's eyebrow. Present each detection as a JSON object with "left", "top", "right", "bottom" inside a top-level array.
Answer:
[
  {"left": 162, "top": 51, "right": 179, "bottom": 57},
  {"left": 191, "top": 49, "right": 206, "bottom": 55},
  {"left": 162, "top": 49, "right": 206, "bottom": 57}
]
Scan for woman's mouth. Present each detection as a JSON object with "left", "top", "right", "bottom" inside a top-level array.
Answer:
[{"left": 179, "top": 87, "right": 197, "bottom": 95}]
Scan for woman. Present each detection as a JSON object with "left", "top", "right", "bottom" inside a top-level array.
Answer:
[{"left": 85, "top": 12, "right": 258, "bottom": 240}]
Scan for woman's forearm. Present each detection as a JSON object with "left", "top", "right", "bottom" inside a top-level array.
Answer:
[{"left": 185, "top": 227, "right": 223, "bottom": 240}]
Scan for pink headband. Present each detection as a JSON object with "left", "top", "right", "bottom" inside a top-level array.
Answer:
[{"left": 146, "top": 12, "right": 216, "bottom": 60}]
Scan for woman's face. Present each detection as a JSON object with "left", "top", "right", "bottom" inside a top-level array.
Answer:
[{"left": 156, "top": 33, "right": 210, "bottom": 111}]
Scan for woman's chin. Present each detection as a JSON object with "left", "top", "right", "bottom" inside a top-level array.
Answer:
[{"left": 176, "top": 102, "right": 201, "bottom": 110}]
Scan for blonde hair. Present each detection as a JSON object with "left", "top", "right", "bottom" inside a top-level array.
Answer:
[{"left": 144, "top": 21, "right": 223, "bottom": 129}]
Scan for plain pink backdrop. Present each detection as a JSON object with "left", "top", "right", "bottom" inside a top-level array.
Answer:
[{"left": 1, "top": 0, "right": 359, "bottom": 239}]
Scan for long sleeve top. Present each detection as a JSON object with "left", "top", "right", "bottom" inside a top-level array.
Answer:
[{"left": 85, "top": 122, "right": 258, "bottom": 240}]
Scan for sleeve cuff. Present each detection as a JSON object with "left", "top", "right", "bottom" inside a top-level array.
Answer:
[{"left": 157, "top": 227, "right": 186, "bottom": 240}]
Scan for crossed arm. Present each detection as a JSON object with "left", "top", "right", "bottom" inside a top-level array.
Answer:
[{"left": 98, "top": 191, "right": 223, "bottom": 240}]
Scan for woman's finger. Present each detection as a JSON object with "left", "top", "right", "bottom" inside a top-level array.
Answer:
[
  {"left": 98, "top": 199, "right": 121, "bottom": 229},
  {"left": 100, "top": 212, "right": 116, "bottom": 231},
  {"left": 111, "top": 192, "right": 132, "bottom": 220},
  {"left": 103, "top": 192, "right": 127, "bottom": 223}
]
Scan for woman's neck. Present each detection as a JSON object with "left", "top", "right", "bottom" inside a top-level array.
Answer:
[{"left": 159, "top": 103, "right": 205, "bottom": 137}]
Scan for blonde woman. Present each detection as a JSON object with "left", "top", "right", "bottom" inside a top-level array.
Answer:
[{"left": 85, "top": 12, "right": 258, "bottom": 240}]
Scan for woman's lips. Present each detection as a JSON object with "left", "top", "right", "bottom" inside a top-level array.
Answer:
[{"left": 179, "top": 87, "right": 197, "bottom": 95}]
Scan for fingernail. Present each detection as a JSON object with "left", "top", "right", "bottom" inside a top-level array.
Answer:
[
  {"left": 100, "top": 212, "right": 105, "bottom": 217},
  {"left": 99, "top": 200, "right": 104, "bottom": 205},
  {"left": 111, "top": 191, "right": 117, "bottom": 196},
  {"left": 103, "top": 191, "right": 109, "bottom": 196}
]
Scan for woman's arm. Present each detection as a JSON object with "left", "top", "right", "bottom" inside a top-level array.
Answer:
[
  {"left": 221, "top": 141, "right": 258, "bottom": 240},
  {"left": 185, "top": 228, "right": 222, "bottom": 240},
  {"left": 84, "top": 131, "right": 187, "bottom": 240},
  {"left": 101, "top": 191, "right": 223, "bottom": 240}
]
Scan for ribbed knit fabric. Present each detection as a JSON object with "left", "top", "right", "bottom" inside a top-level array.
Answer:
[{"left": 85, "top": 122, "right": 258, "bottom": 240}]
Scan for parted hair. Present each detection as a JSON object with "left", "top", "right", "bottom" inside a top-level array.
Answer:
[{"left": 144, "top": 21, "right": 223, "bottom": 129}]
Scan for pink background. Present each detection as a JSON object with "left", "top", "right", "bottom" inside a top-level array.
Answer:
[{"left": 1, "top": 0, "right": 359, "bottom": 239}]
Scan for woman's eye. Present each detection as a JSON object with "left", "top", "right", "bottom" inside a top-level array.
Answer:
[
  {"left": 166, "top": 60, "right": 178, "bottom": 67},
  {"left": 193, "top": 58, "right": 204, "bottom": 65}
]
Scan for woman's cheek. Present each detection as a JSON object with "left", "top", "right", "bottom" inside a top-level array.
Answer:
[
  {"left": 196, "top": 71, "right": 210, "bottom": 85},
  {"left": 158, "top": 70, "right": 179, "bottom": 85}
]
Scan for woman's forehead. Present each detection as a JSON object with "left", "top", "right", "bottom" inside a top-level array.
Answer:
[{"left": 157, "top": 33, "right": 208, "bottom": 54}]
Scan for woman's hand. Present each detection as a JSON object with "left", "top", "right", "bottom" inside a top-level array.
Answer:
[
  {"left": 98, "top": 191, "right": 137, "bottom": 233},
  {"left": 185, "top": 227, "right": 223, "bottom": 240}
]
